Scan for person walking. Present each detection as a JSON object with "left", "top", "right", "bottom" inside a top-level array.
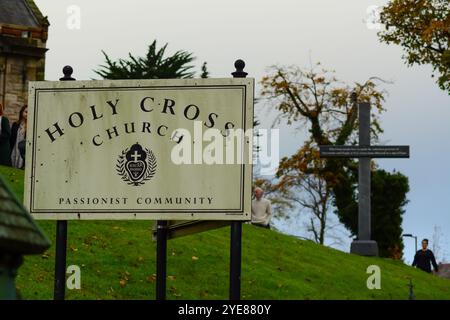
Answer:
[
  {"left": 251, "top": 187, "right": 272, "bottom": 229},
  {"left": 412, "top": 238, "right": 439, "bottom": 273},
  {"left": 10, "top": 105, "right": 27, "bottom": 169},
  {"left": 0, "top": 102, "right": 12, "bottom": 166}
]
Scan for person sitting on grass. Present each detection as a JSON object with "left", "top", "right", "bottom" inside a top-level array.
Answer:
[{"left": 251, "top": 187, "right": 272, "bottom": 229}]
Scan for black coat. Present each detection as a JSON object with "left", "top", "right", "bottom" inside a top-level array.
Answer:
[
  {"left": 0, "top": 116, "right": 12, "bottom": 166},
  {"left": 18, "top": 139, "right": 26, "bottom": 162},
  {"left": 412, "top": 249, "right": 439, "bottom": 273},
  {"left": 10, "top": 121, "right": 20, "bottom": 152}
]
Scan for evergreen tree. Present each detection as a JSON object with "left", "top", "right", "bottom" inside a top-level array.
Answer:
[
  {"left": 334, "top": 168, "right": 409, "bottom": 258},
  {"left": 94, "top": 40, "right": 196, "bottom": 79}
]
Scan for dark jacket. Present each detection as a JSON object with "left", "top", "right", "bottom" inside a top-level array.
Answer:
[
  {"left": 412, "top": 249, "right": 439, "bottom": 273},
  {"left": 18, "top": 139, "right": 26, "bottom": 163},
  {"left": 10, "top": 121, "right": 20, "bottom": 152},
  {"left": 0, "top": 116, "right": 12, "bottom": 166}
]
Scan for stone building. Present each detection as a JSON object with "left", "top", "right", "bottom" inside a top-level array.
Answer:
[{"left": 0, "top": 0, "right": 49, "bottom": 122}]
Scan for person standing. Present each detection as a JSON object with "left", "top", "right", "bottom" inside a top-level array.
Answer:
[
  {"left": 10, "top": 105, "right": 27, "bottom": 169},
  {"left": 0, "top": 102, "right": 12, "bottom": 166},
  {"left": 251, "top": 187, "right": 272, "bottom": 229},
  {"left": 412, "top": 239, "right": 439, "bottom": 273}
]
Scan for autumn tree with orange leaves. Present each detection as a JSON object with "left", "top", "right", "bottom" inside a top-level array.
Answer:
[{"left": 378, "top": 0, "right": 449, "bottom": 92}]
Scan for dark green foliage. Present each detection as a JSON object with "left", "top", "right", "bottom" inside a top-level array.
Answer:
[
  {"left": 94, "top": 40, "right": 196, "bottom": 80},
  {"left": 333, "top": 167, "right": 409, "bottom": 259},
  {"left": 372, "top": 169, "right": 409, "bottom": 258}
]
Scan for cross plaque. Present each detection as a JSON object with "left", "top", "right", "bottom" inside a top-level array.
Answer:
[{"left": 319, "top": 102, "right": 410, "bottom": 256}]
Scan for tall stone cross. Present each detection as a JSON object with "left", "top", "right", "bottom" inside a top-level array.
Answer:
[{"left": 319, "top": 102, "right": 409, "bottom": 256}]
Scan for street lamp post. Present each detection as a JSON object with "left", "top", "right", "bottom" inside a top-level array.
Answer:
[{"left": 402, "top": 234, "right": 418, "bottom": 253}]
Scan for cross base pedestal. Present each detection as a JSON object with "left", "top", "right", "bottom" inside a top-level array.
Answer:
[{"left": 350, "top": 240, "right": 379, "bottom": 257}]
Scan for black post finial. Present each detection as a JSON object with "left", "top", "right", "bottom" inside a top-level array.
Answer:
[
  {"left": 232, "top": 59, "right": 248, "bottom": 78},
  {"left": 60, "top": 66, "right": 75, "bottom": 81}
]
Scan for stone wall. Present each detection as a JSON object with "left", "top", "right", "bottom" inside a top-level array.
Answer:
[{"left": 0, "top": 54, "right": 45, "bottom": 123}]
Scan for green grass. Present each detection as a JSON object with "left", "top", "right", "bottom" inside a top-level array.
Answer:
[{"left": 1, "top": 165, "right": 449, "bottom": 300}]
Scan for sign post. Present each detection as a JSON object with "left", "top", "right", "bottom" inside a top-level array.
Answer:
[
  {"left": 54, "top": 66, "right": 75, "bottom": 300},
  {"left": 319, "top": 101, "right": 409, "bottom": 256},
  {"left": 53, "top": 220, "right": 67, "bottom": 300},
  {"left": 229, "top": 59, "right": 248, "bottom": 300},
  {"left": 156, "top": 220, "right": 168, "bottom": 300}
]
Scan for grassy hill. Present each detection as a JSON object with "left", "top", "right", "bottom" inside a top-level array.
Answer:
[{"left": 1, "top": 165, "right": 449, "bottom": 300}]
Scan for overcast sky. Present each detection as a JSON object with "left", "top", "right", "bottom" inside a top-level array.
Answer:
[{"left": 34, "top": 0, "right": 450, "bottom": 263}]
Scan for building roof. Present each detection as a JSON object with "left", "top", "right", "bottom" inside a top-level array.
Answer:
[
  {"left": 0, "top": 0, "right": 49, "bottom": 28},
  {"left": 0, "top": 175, "right": 50, "bottom": 255}
]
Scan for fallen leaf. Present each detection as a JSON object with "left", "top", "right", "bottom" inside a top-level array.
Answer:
[
  {"left": 192, "top": 256, "right": 199, "bottom": 261},
  {"left": 119, "top": 279, "right": 127, "bottom": 288},
  {"left": 200, "top": 290, "right": 209, "bottom": 297},
  {"left": 168, "top": 275, "right": 176, "bottom": 281},
  {"left": 169, "top": 286, "right": 181, "bottom": 297}
]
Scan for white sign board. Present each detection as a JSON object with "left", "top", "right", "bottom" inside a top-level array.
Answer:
[{"left": 24, "top": 78, "right": 254, "bottom": 220}]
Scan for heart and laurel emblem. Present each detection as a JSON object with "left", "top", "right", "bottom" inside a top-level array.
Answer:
[
  {"left": 126, "top": 159, "right": 146, "bottom": 181},
  {"left": 116, "top": 143, "right": 157, "bottom": 186}
]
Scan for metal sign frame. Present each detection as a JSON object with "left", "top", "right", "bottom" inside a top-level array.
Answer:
[{"left": 24, "top": 77, "right": 254, "bottom": 221}]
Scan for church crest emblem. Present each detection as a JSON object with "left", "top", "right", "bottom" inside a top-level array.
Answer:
[{"left": 116, "top": 143, "right": 157, "bottom": 186}]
